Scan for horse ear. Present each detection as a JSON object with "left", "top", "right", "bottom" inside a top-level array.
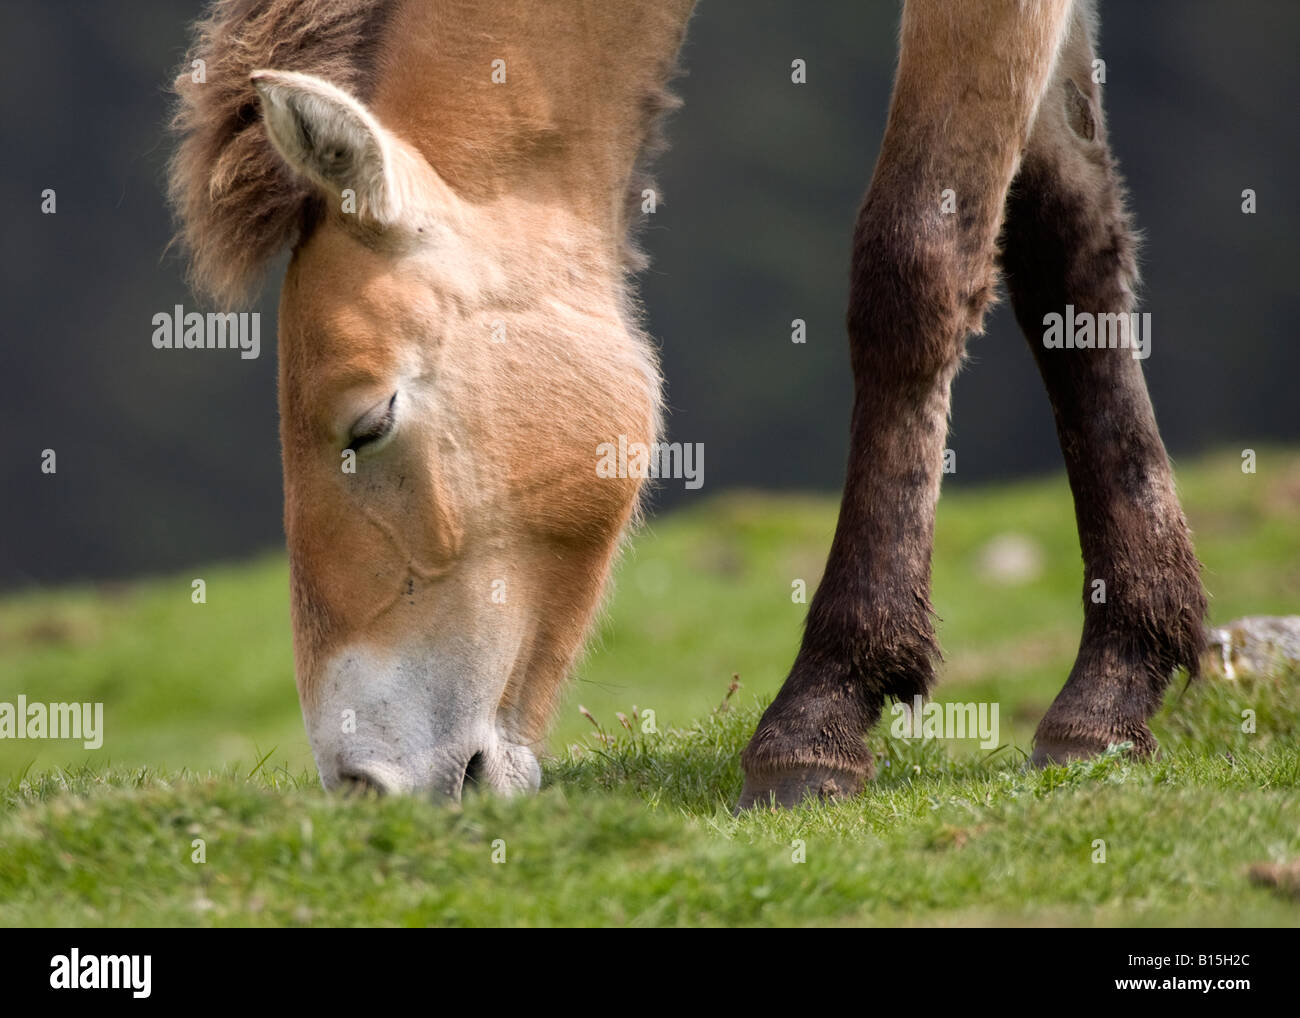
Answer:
[{"left": 251, "top": 69, "right": 404, "bottom": 225}]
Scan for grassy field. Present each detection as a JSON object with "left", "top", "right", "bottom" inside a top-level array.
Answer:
[{"left": 1, "top": 447, "right": 1298, "bottom": 925}]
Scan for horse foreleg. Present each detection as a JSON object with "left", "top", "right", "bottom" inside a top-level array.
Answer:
[
  {"left": 739, "top": 0, "right": 1076, "bottom": 808},
  {"left": 1001, "top": 1, "right": 1208, "bottom": 764}
]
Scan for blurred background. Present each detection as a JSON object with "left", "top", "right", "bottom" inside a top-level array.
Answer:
[{"left": 3, "top": 0, "right": 1296, "bottom": 589}]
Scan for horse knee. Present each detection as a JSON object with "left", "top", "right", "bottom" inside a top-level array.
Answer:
[{"left": 847, "top": 205, "right": 992, "bottom": 385}]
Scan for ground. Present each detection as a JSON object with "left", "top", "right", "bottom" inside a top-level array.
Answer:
[{"left": 1, "top": 448, "right": 1297, "bottom": 926}]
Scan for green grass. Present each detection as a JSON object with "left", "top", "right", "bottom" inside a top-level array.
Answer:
[{"left": 1, "top": 446, "right": 1298, "bottom": 926}]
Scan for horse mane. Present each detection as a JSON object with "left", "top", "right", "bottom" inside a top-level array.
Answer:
[
  {"left": 168, "top": 0, "right": 399, "bottom": 307},
  {"left": 169, "top": 0, "right": 690, "bottom": 309}
]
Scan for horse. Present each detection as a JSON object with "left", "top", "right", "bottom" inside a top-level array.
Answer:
[{"left": 169, "top": 0, "right": 1207, "bottom": 808}]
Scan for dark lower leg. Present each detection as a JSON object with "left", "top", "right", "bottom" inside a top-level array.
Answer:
[
  {"left": 737, "top": 0, "right": 1075, "bottom": 808},
  {"left": 739, "top": 160, "right": 1003, "bottom": 808},
  {"left": 738, "top": 363, "right": 957, "bottom": 807},
  {"left": 1003, "top": 145, "right": 1207, "bottom": 762}
]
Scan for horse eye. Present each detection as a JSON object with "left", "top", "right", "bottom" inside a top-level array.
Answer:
[{"left": 346, "top": 392, "right": 397, "bottom": 452}]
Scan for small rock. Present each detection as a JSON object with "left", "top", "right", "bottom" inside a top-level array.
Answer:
[
  {"left": 1204, "top": 616, "right": 1300, "bottom": 679},
  {"left": 975, "top": 533, "right": 1044, "bottom": 586}
]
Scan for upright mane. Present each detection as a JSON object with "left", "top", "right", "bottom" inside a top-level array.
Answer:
[
  {"left": 169, "top": 0, "right": 399, "bottom": 306},
  {"left": 169, "top": 0, "right": 691, "bottom": 308}
]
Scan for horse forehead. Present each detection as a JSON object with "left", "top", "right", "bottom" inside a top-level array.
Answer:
[{"left": 284, "top": 228, "right": 420, "bottom": 375}]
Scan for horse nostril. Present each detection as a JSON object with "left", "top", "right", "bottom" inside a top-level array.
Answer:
[
  {"left": 338, "top": 769, "right": 387, "bottom": 797},
  {"left": 462, "top": 752, "right": 486, "bottom": 789}
]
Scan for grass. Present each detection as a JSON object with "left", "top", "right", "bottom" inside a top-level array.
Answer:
[{"left": 1, "top": 446, "right": 1298, "bottom": 926}]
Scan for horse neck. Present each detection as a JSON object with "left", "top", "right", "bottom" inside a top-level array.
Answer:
[{"left": 368, "top": 0, "right": 693, "bottom": 263}]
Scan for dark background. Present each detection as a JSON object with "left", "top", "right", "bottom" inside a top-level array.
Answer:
[{"left": 3, "top": 0, "right": 1297, "bottom": 589}]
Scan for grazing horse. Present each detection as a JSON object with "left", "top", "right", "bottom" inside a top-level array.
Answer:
[{"left": 169, "top": 0, "right": 1206, "bottom": 807}]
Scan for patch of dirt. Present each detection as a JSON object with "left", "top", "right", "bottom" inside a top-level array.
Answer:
[
  {"left": 17, "top": 614, "right": 102, "bottom": 647},
  {"left": 1247, "top": 860, "right": 1300, "bottom": 899}
]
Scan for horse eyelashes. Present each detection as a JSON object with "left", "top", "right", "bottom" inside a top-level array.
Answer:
[{"left": 346, "top": 392, "right": 397, "bottom": 452}]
